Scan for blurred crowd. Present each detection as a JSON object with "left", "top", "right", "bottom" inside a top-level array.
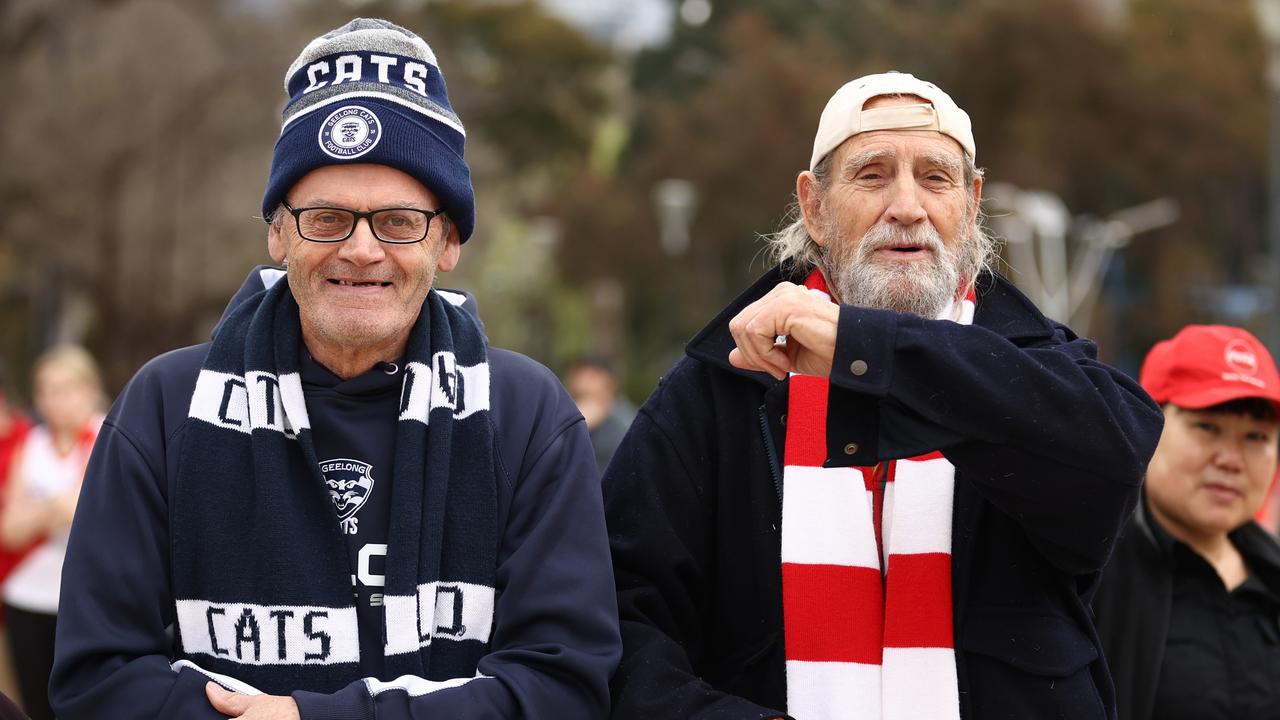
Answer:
[{"left": 0, "top": 347, "right": 103, "bottom": 719}]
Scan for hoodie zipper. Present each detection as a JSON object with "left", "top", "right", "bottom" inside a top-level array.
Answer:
[{"left": 758, "top": 405, "right": 783, "bottom": 508}]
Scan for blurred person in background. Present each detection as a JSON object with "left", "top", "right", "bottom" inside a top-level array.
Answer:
[
  {"left": 0, "top": 346, "right": 103, "bottom": 720},
  {"left": 1094, "top": 325, "right": 1280, "bottom": 720},
  {"left": 0, "top": 365, "right": 32, "bottom": 706},
  {"left": 566, "top": 356, "right": 636, "bottom": 475},
  {"left": 49, "top": 18, "right": 618, "bottom": 720},
  {"left": 604, "top": 72, "right": 1163, "bottom": 720}
]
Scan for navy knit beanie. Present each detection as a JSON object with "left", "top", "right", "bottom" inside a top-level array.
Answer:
[{"left": 262, "top": 18, "right": 475, "bottom": 242}]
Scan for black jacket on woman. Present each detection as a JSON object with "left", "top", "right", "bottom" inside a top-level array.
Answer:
[
  {"left": 604, "top": 265, "right": 1163, "bottom": 720},
  {"left": 1093, "top": 499, "right": 1280, "bottom": 720}
]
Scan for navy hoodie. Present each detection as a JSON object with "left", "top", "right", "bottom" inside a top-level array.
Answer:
[{"left": 50, "top": 267, "right": 621, "bottom": 719}]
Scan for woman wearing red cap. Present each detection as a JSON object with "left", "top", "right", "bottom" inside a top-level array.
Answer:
[{"left": 1094, "top": 325, "right": 1280, "bottom": 720}]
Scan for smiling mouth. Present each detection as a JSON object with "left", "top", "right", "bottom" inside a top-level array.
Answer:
[{"left": 329, "top": 279, "right": 392, "bottom": 287}]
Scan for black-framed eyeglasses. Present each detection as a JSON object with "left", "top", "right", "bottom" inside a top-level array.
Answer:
[{"left": 280, "top": 202, "right": 446, "bottom": 244}]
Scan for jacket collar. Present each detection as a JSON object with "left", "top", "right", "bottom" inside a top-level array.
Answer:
[
  {"left": 685, "top": 263, "right": 1059, "bottom": 386},
  {"left": 1135, "top": 492, "right": 1280, "bottom": 585}
]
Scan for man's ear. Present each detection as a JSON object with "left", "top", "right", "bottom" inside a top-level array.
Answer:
[
  {"left": 796, "top": 170, "right": 827, "bottom": 248},
  {"left": 968, "top": 175, "right": 984, "bottom": 228},
  {"left": 267, "top": 219, "right": 287, "bottom": 264},
  {"left": 436, "top": 220, "right": 461, "bottom": 273}
]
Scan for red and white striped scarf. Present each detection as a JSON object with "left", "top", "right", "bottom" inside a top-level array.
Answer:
[{"left": 781, "top": 269, "right": 974, "bottom": 719}]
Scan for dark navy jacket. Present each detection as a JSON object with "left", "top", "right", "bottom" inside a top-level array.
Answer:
[
  {"left": 605, "top": 266, "right": 1163, "bottom": 720},
  {"left": 50, "top": 269, "right": 621, "bottom": 719}
]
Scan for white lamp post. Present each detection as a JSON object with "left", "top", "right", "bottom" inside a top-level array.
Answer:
[{"left": 653, "top": 178, "right": 698, "bottom": 256}]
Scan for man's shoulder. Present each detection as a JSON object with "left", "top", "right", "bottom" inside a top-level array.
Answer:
[
  {"left": 141, "top": 342, "right": 211, "bottom": 374},
  {"left": 485, "top": 345, "right": 583, "bottom": 429},
  {"left": 126, "top": 344, "right": 209, "bottom": 400},
  {"left": 487, "top": 346, "right": 564, "bottom": 402},
  {"left": 973, "top": 270, "right": 1061, "bottom": 342},
  {"left": 655, "top": 354, "right": 731, "bottom": 398},
  {"left": 631, "top": 353, "right": 765, "bottom": 442},
  {"left": 485, "top": 346, "right": 584, "bottom": 464},
  {"left": 109, "top": 343, "right": 210, "bottom": 429}
]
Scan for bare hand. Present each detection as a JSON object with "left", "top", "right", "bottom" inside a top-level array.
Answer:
[
  {"left": 206, "top": 683, "right": 300, "bottom": 720},
  {"left": 728, "top": 282, "right": 840, "bottom": 380}
]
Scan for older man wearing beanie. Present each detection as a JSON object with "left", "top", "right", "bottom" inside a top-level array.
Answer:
[
  {"left": 603, "top": 71, "right": 1163, "bottom": 720},
  {"left": 49, "top": 18, "right": 619, "bottom": 720},
  {"left": 1094, "top": 325, "right": 1280, "bottom": 720}
]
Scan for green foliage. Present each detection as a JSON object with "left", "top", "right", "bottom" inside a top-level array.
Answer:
[
  {"left": 944, "top": 0, "right": 1267, "bottom": 354},
  {"left": 1, "top": 0, "right": 1273, "bottom": 399},
  {"left": 0, "top": 0, "right": 615, "bottom": 394},
  {"left": 411, "top": 1, "right": 613, "bottom": 178}
]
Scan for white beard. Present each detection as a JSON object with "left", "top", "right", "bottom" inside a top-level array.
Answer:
[{"left": 821, "top": 220, "right": 966, "bottom": 319}]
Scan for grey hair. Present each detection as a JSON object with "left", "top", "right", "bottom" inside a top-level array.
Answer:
[
  {"left": 267, "top": 203, "right": 288, "bottom": 230},
  {"left": 765, "top": 154, "right": 836, "bottom": 271},
  {"left": 764, "top": 153, "right": 998, "bottom": 287}
]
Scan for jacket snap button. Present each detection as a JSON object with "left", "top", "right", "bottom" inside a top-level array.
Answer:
[
  {"left": 780, "top": 413, "right": 787, "bottom": 426},
  {"left": 844, "top": 442, "right": 859, "bottom": 455},
  {"left": 850, "top": 360, "right": 868, "bottom": 376}
]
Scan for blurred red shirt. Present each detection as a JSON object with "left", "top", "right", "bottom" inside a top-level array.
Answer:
[{"left": 0, "top": 415, "right": 34, "bottom": 587}]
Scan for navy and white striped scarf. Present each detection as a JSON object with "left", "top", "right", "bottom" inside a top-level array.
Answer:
[{"left": 171, "top": 278, "right": 496, "bottom": 694}]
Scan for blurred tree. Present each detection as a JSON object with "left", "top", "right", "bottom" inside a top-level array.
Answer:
[
  {"left": 551, "top": 0, "right": 1273, "bottom": 395},
  {"left": 945, "top": 0, "right": 1267, "bottom": 361},
  {"left": 396, "top": 0, "right": 616, "bottom": 375},
  {"left": 415, "top": 0, "right": 613, "bottom": 181},
  {"left": 1, "top": 0, "right": 1272, "bottom": 399},
  {"left": 554, "top": 11, "right": 858, "bottom": 396},
  {"left": 1, "top": 0, "right": 284, "bottom": 392},
  {"left": 0, "top": 0, "right": 614, "bottom": 393}
]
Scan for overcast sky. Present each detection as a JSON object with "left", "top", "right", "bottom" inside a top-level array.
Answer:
[
  {"left": 240, "top": 0, "right": 678, "bottom": 51},
  {"left": 537, "top": 0, "right": 674, "bottom": 51}
]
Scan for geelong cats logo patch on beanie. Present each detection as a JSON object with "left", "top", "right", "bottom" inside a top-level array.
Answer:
[
  {"left": 321, "top": 458, "right": 374, "bottom": 521},
  {"left": 319, "top": 105, "right": 382, "bottom": 159}
]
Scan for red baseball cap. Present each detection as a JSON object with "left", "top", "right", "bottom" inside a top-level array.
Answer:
[{"left": 1139, "top": 325, "right": 1280, "bottom": 412}]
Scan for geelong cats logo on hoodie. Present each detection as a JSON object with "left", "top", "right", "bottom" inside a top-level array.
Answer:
[{"left": 321, "top": 458, "right": 374, "bottom": 530}]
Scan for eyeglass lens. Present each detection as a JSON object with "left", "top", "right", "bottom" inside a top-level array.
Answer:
[{"left": 298, "top": 208, "right": 431, "bottom": 243}]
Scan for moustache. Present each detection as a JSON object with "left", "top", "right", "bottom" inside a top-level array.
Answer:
[{"left": 855, "top": 223, "right": 946, "bottom": 258}]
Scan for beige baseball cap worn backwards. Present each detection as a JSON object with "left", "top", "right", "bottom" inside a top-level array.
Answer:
[{"left": 810, "top": 71, "right": 976, "bottom": 170}]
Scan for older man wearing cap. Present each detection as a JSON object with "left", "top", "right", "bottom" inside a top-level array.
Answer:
[
  {"left": 49, "top": 18, "right": 619, "bottom": 720},
  {"left": 603, "top": 71, "right": 1162, "bottom": 720},
  {"left": 1094, "top": 325, "right": 1280, "bottom": 720}
]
